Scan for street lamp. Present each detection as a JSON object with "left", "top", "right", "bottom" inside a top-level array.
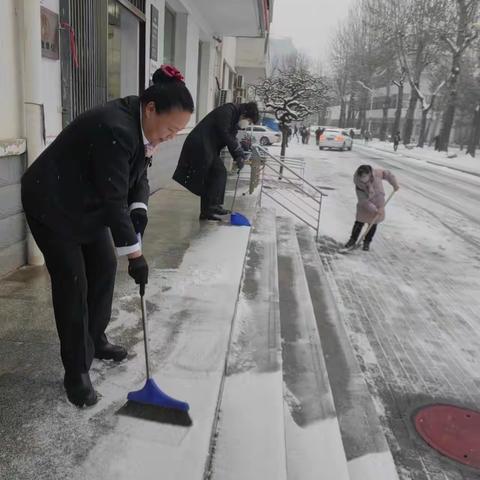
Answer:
[{"left": 356, "top": 80, "right": 374, "bottom": 134}]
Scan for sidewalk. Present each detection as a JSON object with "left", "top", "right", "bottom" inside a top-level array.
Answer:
[
  {"left": 363, "top": 139, "right": 480, "bottom": 177},
  {"left": 0, "top": 174, "right": 257, "bottom": 480}
]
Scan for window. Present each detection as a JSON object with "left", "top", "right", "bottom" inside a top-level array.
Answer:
[
  {"left": 164, "top": 7, "right": 175, "bottom": 65},
  {"left": 253, "top": 127, "right": 265, "bottom": 132}
]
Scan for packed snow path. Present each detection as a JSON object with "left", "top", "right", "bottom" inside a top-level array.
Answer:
[{"left": 275, "top": 142, "right": 480, "bottom": 480}]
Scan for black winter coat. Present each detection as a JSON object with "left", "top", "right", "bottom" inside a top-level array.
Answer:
[
  {"left": 173, "top": 103, "right": 244, "bottom": 196},
  {"left": 21, "top": 96, "right": 149, "bottom": 249}
]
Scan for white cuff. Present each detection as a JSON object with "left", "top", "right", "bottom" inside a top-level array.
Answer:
[
  {"left": 129, "top": 202, "right": 148, "bottom": 212},
  {"left": 116, "top": 242, "right": 141, "bottom": 256}
]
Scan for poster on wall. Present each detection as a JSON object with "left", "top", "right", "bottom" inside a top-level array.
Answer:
[
  {"left": 150, "top": 5, "right": 159, "bottom": 61},
  {"left": 41, "top": 7, "right": 59, "bottom": 60}
]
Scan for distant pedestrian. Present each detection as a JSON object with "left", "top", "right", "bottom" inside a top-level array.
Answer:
[
  {"left": 393, "top": 131, "right": 401, "bottom": 152},
  {"left": 344, "top": 164, "right": 399, "bottom": 251},
  {"left": 349, "top": 129, "right": 355, "bottom": 139},
  {"left": 315, "top": 127, "right": 323, "bottom": 145},
  {"left": 364, "top": 131, "right": 370, "bottom": 143},
  {"left": 433, "top": 134, "right": 440, "bottom": 151},
  {"left": 293, "top": 125, "right": 300, "bottom": 143}
]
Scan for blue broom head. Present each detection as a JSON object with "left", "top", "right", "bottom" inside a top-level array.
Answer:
[
  {"left": 128, "top": 378, "right": 190, "bottom": 412},
  {"left": 231, "top": 212, "right": 251, "bottom": 227}
]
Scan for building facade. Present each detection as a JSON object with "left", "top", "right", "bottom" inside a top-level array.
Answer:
[{"left": 0, "top": 0, "right": 274, "bottom": 276}]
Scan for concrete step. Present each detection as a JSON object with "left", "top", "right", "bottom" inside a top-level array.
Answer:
[
  {"left": 296, "top": 224, "right": 399, "bottom": 480},
  {"left": 276, "top": 216, "right": 350, "bottom": 480},
  {"left": 209, "top": 208, "right": 287, "bottom": 480}
]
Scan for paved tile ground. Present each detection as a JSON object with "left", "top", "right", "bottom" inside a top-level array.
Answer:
[{"left": 311, "top": 144, "right": 480, "bottom": 480}]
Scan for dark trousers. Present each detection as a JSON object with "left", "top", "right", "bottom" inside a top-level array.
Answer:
[
  {"left": 201, "top": 157, "right": 227, "bottom": 214},
  {"left": 26, "top": 215, "right": 117, "bottom": 375},
  {"left": 351, "top": 220, "right": 378, "bottom": 244}
]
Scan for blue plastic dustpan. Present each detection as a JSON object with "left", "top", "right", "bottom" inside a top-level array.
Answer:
[
  {"left": 128, "top": 378, "right": 190, "bottom": 412},
  {"left": 231, "top": 212, "right": 251, "bottom": 226}
]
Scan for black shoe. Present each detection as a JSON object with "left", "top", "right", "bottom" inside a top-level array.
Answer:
[
  {"left": 64, "top": 372, "right": 98, "bottom": 407},
  {"left": 363, "top": 242, "right": 370, "bottom": 251},
  {"left": 199, "top": 212, "right": 222, "bottom": 221},
  {"left": 95, "top": 342, "right": 128, "bottom": 362},
  {"left": 210, "top": 206, "right": 231, "bottom": 215},
  {"left": 345, "top": 238, "right": 356, "bottom": 249}
]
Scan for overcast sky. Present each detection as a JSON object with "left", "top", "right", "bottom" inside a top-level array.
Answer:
[{"left": 270, "top": 0, "right": 353, "bottom": 68}]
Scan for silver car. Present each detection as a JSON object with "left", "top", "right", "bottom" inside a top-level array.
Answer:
[{"left": 319, "top": 128, "right": 353, "bottom": 151}]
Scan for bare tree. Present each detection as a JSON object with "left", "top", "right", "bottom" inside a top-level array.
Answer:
[
  {"left": 437, "top": 0, "right": 479, "bottom": 151},
  {"left": 255, "top": 66, "right": 329, "bottom": 157}
]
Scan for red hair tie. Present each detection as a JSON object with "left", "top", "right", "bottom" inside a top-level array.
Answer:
[{"left": 161, "top": 64, "right": 185, "bottom": 82}]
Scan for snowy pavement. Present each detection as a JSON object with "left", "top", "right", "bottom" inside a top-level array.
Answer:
[
  {"left": 3, "top": 140, "right": 480, "bottom": 480},
  {"left": 364, "top": 139, "right": 480, "bottom": 177},
  {"left": 268, "top": 142, "right": 480, "bottom": 480},
  {"left": 0, "top": 176, "right": 257, "bottom": 480}
]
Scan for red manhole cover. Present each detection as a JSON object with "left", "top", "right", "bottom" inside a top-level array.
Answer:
[{"left": 415, "top": 404, "right": 480, "bottom": 469}]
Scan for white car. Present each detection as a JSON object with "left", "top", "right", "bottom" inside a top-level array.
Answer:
[
  {"left": 237, "top": 125, "right": 282, "bottom": 146},
  {"left": 319, "top": 128, "right": 353, "bottom": 151}
]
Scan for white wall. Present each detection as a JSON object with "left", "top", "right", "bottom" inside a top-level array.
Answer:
[
  {"left": 0, "top": 0, "right": 24, "bottom": 139},
  {"left": 40, "top": 0, "right": 62, "bottom": 141},
  {"left": 221, "top": 36, "right": 237, "bottom": 70}
]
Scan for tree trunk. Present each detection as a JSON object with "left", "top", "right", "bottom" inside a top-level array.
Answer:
[
  {"left": 338, "top": 99, "right": 347, "bottom": 128},
  {"left": 402, "top": 84, "right": 419, "bottom": 145},
  {"left": 279, "top": 123, "right": 288, "bottom": 179},
  {"left": 418, "top": 95, "right": 437, "bottom": 148},
  {"left": 417, "top": 110, "right": 429, "bottom": 148},
  {"left": 346, "top": 93, "right": 355, "bottom": 125},
  {"left": 280, "top": 124, "right": 288, "bottom": 158},
  {"left": 466, "top": 104, "right": 480, "bottom": 157},
  {"left": 438, "top": 59, "right": 461, "bottom": 152},
  {"left": 379, "top": 84, "right": 391, "bottom": 141},
  {"left": 391, "top": 82, "right": 404, "bottom": 138}
]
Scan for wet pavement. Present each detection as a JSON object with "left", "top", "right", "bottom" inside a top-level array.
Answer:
[{"left": 0, "top": 173, "right": 255, "bottom": 480}]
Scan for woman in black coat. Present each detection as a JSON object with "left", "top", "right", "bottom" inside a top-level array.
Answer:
[
  {"left": 21, "top": 66, "right": 194, "bottom": 407},
  {"left": 173, "top": 101, "right": 259, "bottom": 220}
]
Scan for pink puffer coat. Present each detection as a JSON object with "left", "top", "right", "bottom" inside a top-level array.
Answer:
[{"left": 354, "top": 168, "right": 398, "bottom": 224}]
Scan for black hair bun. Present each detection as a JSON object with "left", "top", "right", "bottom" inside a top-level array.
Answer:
[{"left": 152, "top": 65, "right": 185, "bottom": 85}]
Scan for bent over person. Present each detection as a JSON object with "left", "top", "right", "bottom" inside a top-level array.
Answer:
[
  {"left": 173, "top": 101, "right": 259, "bottom": 221},
  {"left": 344, "top": 164, "right": 399, "bottom": 251},
  {"left": 21, "top": 65, "right": 194, "bottom": 407}
]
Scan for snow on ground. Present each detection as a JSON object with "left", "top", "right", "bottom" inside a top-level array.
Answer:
[
  {"left": 366, "top": 139, "right": 480, "bottom": 176},
  {"left": 80, "top": 226, "right": 251, "bottom": 480},
  {"left": 263, "top": 142, "right": 480, "bottom": 480}
]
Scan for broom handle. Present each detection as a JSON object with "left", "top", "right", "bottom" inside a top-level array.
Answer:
[
  {"left": 358, "top": 190, "right": 396, "bottom": 244},
  {"left": 140, "top": 287, "right": 151, "bottom": 379},
  {"left": 230, "top": 171, "right": 241, "bottom": 211}
]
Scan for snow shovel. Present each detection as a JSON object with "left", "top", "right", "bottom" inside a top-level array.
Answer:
[
  {"left": 230, "top": 170, "right": 251, "bottom": 227},
  {"left": 127, "top": 282, "right": 190, "bottom": 413},
  {"left": 341, "top": 190, "right": 396, "bottom": 253}
]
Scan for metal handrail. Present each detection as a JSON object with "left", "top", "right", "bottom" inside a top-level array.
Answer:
[
  {"left": 262, "top": 161, "right": 321, "bottom": 206},
  {"left": 265, "top": 186, "right": 318, "bottom": 224},
  {"left": 262, "top": 190, "right": 318, "bottom": 231},
  {"left": 255, "top": 146, "right": 327, "bottom": 198},
  {"left": 250, "top": 146, "right": 326, "bottom": 241}
]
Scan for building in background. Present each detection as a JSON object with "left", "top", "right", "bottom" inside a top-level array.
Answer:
[{"left": 0, "top": 0, "right": 274, "bottom": 276}]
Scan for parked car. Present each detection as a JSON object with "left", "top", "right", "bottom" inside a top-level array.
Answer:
[
  {"left": 237, "top": 125, "right": 282, "bottom": 146},
  {"left": 319, "top": 128, "right": 353, "bottom": 151}
]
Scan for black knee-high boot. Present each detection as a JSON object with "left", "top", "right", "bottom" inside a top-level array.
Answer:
[{"left": 345, "top": 221, "right": 363, "bottom": 248}]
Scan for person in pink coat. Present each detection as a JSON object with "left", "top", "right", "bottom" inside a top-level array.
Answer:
[{"left": 344, "top": 164, "right": 400, "bottom": 251}]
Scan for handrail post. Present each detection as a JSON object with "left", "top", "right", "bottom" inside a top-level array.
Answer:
[{"left": 316, "top": 195, "right": 323, "bottom": 242}]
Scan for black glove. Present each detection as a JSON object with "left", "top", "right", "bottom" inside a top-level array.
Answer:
[
  {"left": 130, "top": 208, "right": 148, "bottom": 237},
  {"left": 128, "top": 255, "right": 149, "bottom": 286},
  {"left": 234, "top": 155, "right": 245, "bottom": 171}
]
